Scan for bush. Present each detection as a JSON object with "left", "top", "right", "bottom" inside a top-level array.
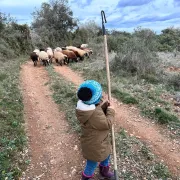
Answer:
[
  {"left": 111, "top": 37, "right": 159, "bottom": 78},
  {"left": 166, "top": 73, "right": 180, "bottom": 90},
  {"left": 154, "top": 107, "right": 179, "bottom": 124},
  {"left": 153, "top": 163, "right": 171, "bottom": 179},
  {"left": 109, "top": 28, "right": 161, "bottom": 79},
  {"left": 157, "top": 27, "right": 180, "bottom": 52},
  {"left": 107, "top": 31, "right": 131, "bottom": 52},
  {"left": 112, "top": 88, "right": 138, "bottom": 104},
  {"left": 0, "top": 13, "right": 32, "bottom": 59},
  {"left": 0, "top": 41, "right": 16, "bottom": 59}
]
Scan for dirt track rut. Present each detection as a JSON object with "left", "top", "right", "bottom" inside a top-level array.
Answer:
[{"left": 20, "top": 62, "right": 83, "bottom": 180}]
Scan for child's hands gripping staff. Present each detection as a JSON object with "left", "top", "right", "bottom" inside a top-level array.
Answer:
[
  {"left": 101, "top": 100, "right": 115, "bottom": 116},
  {"left": 107, "top": 102, "right": 115, "bottom": 111}
]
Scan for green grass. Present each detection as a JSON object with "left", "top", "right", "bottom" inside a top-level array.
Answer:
[
  {"left": 154, "top": 107, "right": 179, "bottom": 124},
  {"left": 0, "top": 57, "right": 28, "bottom": 180},
  {"left": 116, "top": 129, "right": 172, "bottom": 179},
  {"left": 0, "top": 73, "right": 7, "bottom": 81},
  {"left": 111, "top": 88, "right": 138, "bottom": 104}
]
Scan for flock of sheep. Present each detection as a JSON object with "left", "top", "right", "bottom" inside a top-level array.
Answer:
[{"left": 30, "top": 44, "right": 93, "bottom": 66}]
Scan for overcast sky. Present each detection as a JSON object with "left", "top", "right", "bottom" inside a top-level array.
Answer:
[{"left": 0, "top": 0, "right": 180, "bottom": 34}]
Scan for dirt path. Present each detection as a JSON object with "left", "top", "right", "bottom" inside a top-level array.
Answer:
[
  {"left": 20, "top": 62, "right": 84, "bottom": 180},
  {"left": 53, "top": 65, "right": 180, "bottom": 176}
]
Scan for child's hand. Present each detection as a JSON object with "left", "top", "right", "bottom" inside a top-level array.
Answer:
[
  {"left": 107, "top": 103, "right": 115, "bottom": 111},
  {"left": 101, "top": 101, "right": 109, "bottom": 114}
]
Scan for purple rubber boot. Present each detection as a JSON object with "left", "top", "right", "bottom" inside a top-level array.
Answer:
[
  {"left": 99, "top": 164, "right": 115, "bottom": 180},
  {"left": 82, "top": 172, "right": 94, "bottom": 180}
]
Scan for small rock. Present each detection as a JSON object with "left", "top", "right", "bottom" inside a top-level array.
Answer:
[
  {"left": 50, "top": 159, "right": 55, "bottom": 164},
  {"left": 71, "top": 168, "right": 76, "bottom": 175},
  {"left": 74, "top": 145, "right": 78, "bottom": 151}
]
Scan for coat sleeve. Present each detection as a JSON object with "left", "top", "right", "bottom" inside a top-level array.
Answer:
[
  {"left": 106, "top": 107, "right": 115, "bottom": 122},
  {"left": 90, "top": 106, "right": 115, "bottom": 130}
]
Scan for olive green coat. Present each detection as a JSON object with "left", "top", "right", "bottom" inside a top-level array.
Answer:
[{"left": 76, "top": 105, "right": 115, "bottom": 162}]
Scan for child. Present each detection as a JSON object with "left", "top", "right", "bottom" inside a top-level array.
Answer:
[{"left": 76, "top": 80, "right": 115, "bottom": 180}]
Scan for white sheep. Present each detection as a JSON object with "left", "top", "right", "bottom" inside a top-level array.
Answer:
[
  {"left": 81, "top": 44, "right": 88, "bottom": 48},
  {"left": 38, "top": 51, "right": 50, "bottom": 66},
  {"left": 33, "top": 49, "right": 40, "bottom": 56},
  {"left": 54, "top": 47, "right": 62, "bottom": 52},
  {"left": 46, "top": 47, "right": 54, "bottom": 63},
  {"left": 54, "top": 51, "right": 68, "bottom": 66}
]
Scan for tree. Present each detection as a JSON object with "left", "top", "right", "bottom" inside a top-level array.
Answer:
[
  {"left": 79, "top": 20, "right": 101, "bottom": 39},
  {"left": 31, "top": 0, "right": 77, "bottom": 47},
  {"left": 0, "top": 12, "right": 32, "bottom": 59},
  {"left": 133, "top": 27, "right": 157, "bottom": 51},
  {"left": 157, "top": 27, "right": 180, "bottom": 52},
  {"left": 71, "top": 20, "right": 101, "bottom": 46}
]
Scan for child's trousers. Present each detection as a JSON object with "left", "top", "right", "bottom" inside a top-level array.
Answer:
[{"left": 84, "top": 155, "right": 110, "bottom": 176}]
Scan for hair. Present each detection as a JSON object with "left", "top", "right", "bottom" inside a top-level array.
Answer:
[{"left": 77, "top": 87, "right": 92, "bottom": 101}]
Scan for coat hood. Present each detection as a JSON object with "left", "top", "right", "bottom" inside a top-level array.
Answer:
[{"left": 76, "top": 100, "right": 95, "bottom": 124}]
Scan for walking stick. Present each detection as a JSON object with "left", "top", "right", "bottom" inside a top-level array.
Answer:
[{"left": 101, "top": 10, "right": 119, "bottom": 180}]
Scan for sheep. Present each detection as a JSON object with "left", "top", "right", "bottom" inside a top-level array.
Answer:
[
  {"left": 38, "top": 51, "right": 50, "bottom": 66},
  {"left": 54, "top": 47, "right": 62, "bottom": 52},
  {"left": 80, "top": 44, "right": 88, "bottom": 48},
  {"left": 46, "top": 47, "right": 54, "bottom": 64},
  {"left": 54, "top": 51, "right": 68, "bottom": 66},
  {"left": 33, "top": 49, "right": 40, "bottom": 56},
  {"left": 79, "top": 47, "right": 93, "bottom": 57},
  {"left": 66, "top": 48, "right": 79, "bottom": 57},
  {"left": 61, "top": 50, "right": 79, "bottom": 63},
  {"left": 66, "top": 46, "right": 87, "bottom": 61},
  {"left": 30, "top": 52, "right": 38, "bottom": 66},
  {"left": 40, "top": 48, "right": 45, "bottom": 51}
]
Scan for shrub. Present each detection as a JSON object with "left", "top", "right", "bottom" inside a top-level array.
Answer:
[
  {"left": 166, "top": 73, "right": 180, "bottom": 91},
  {"left": 0, "top": 12, "right": 32, "bottom": 59},
  {"left": 111, "top": 37, "right": 159, "bottom": 78},
  {"left": 0, "top": 41, "right": 16, "bottom": 59},
  {"left": 154, "top": 107, "right": 179, "bottom": 124},
  {"left": 112, "top": 88, "right": 138, "bottom": 104},
  {"left": 107, "top": 31, "right": 131, "bottom": 52},
  {"left": 153, "top": 163, "right": 171, "bottom": 179},
  {"left": 110, "top": 28, "right": 161, "bottom": 79}
]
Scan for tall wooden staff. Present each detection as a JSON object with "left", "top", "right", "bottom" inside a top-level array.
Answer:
[{"left": 101, "top": 10, "right": 119, "bottom": 180}]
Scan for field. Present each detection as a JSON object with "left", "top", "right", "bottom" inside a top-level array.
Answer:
[
  {"left": 1, "top": 51, "right": 179, "bottom": 179},
  {"left": 0, "top": 4, "right": 180, "bottom": 179}
]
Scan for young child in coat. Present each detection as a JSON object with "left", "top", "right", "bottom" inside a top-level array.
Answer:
[{"left": 76, "top": 80, "right": 115, "bottom": 180}]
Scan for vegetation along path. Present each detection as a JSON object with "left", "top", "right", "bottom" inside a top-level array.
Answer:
[{"left": 53, "top": 65, "right": 180, "bottom": 177}]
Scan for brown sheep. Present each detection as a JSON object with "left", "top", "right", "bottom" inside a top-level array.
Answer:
[
  {"left": 61, "top": 50, "right": 79, "bottom": 63},
  {"left": 66, "top": 46, "right": 87, "bottom": 60},
  {"left": 54, "top": 51, "right": 68, "bottom": 66},
  {"left": 80, "top": 47, "right": 93, "bottom": 57}
]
